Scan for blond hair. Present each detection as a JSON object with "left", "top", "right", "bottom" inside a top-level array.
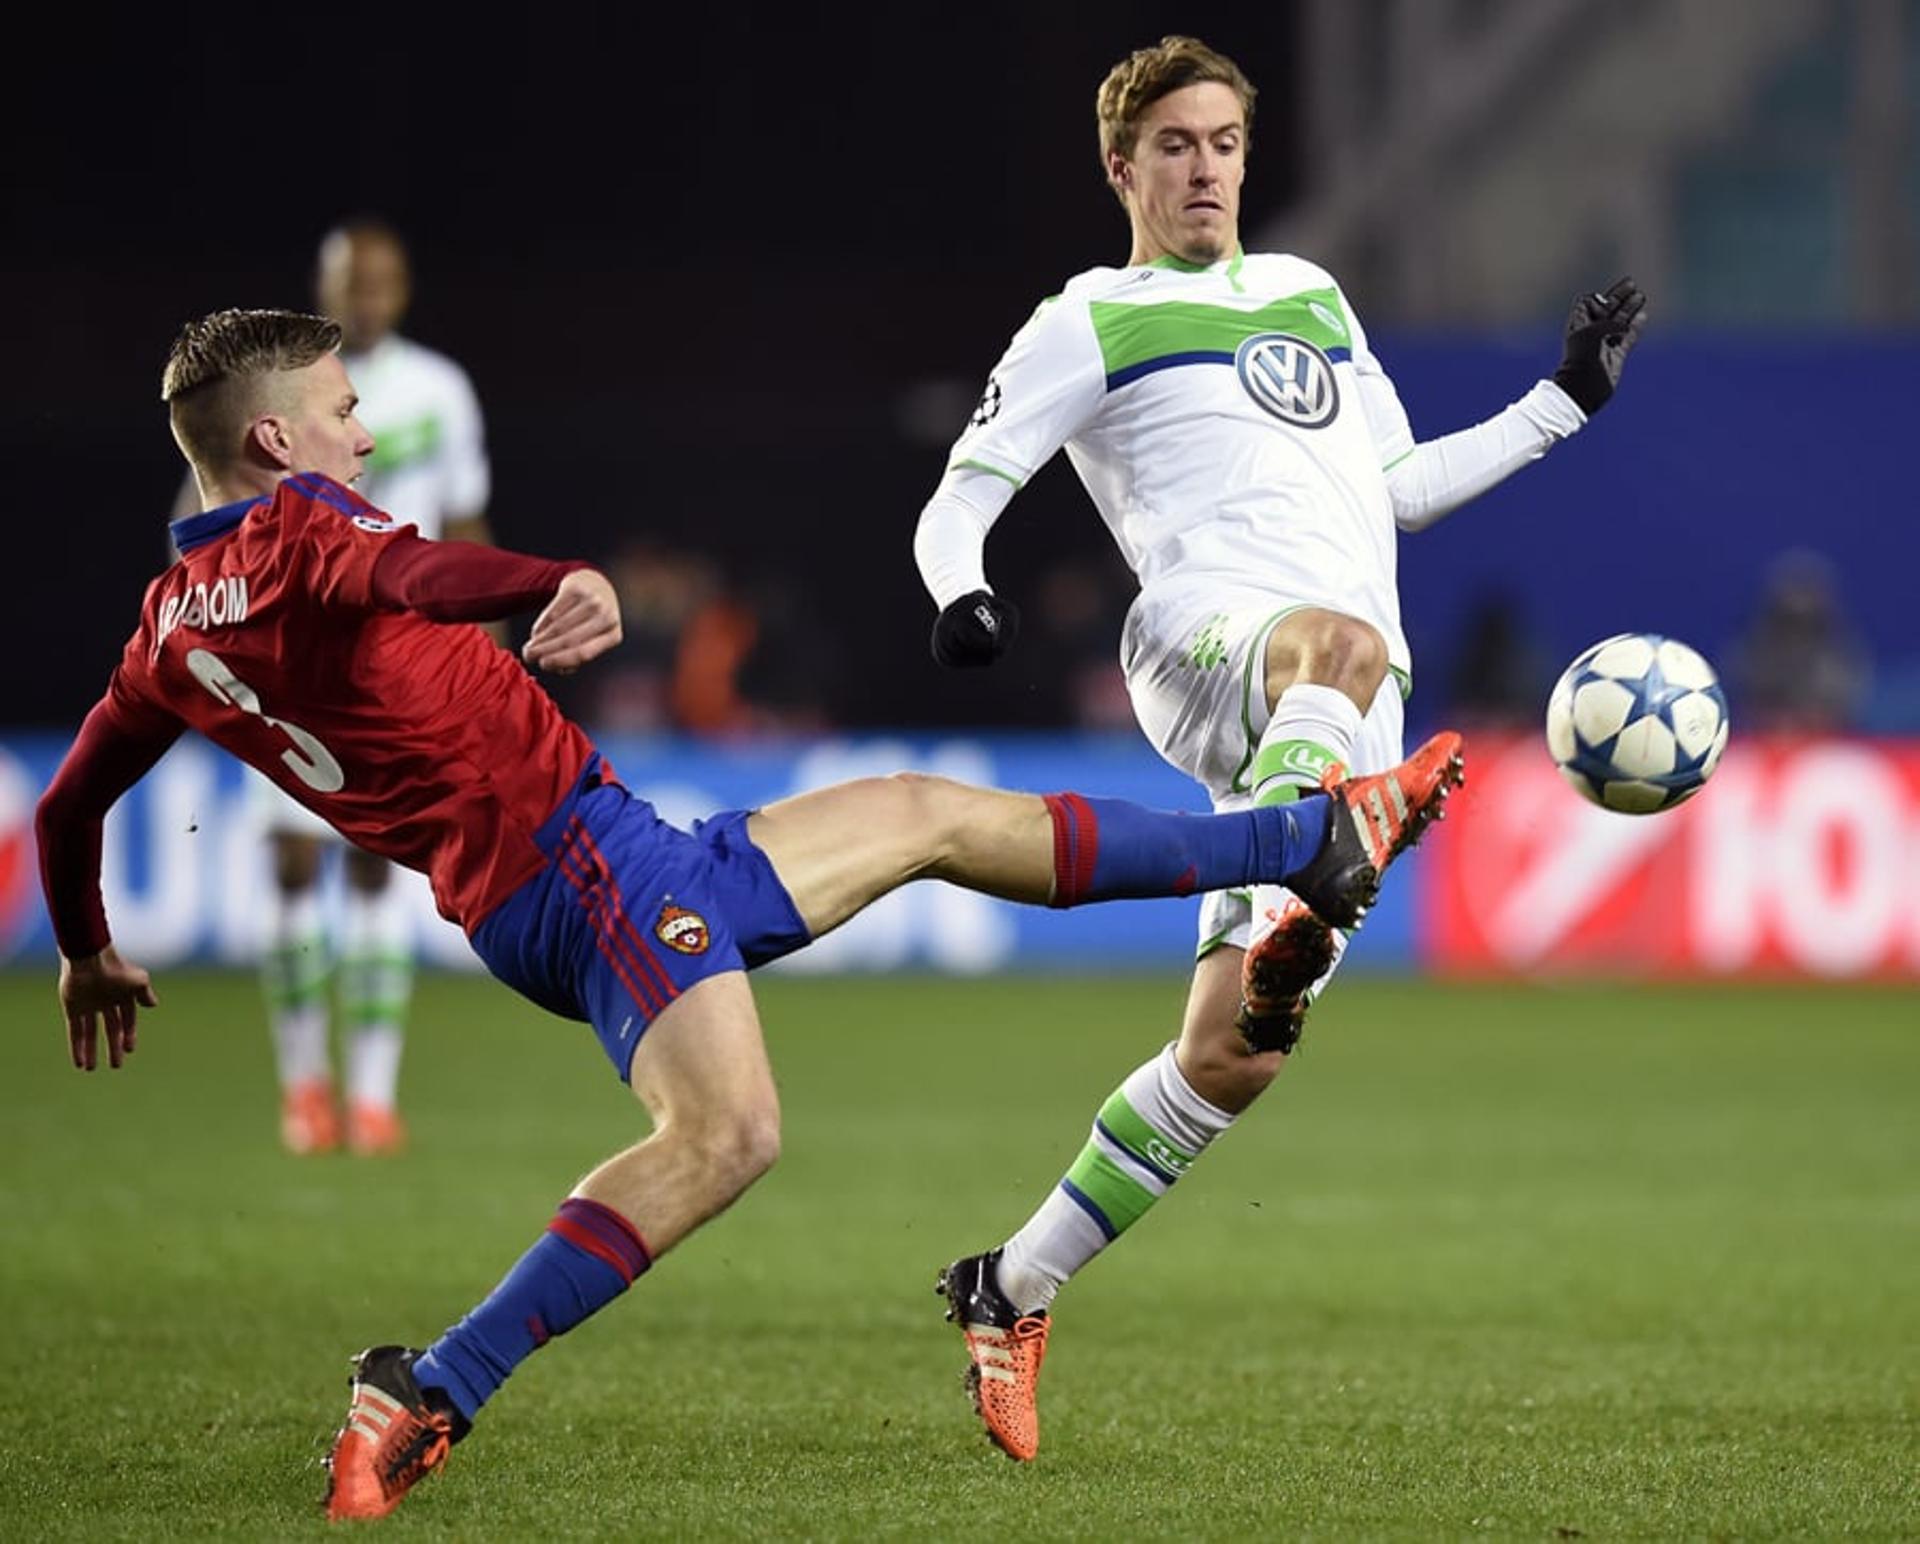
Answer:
[{"left": 162, "top": 308, "right": 342, "bottom": 472}]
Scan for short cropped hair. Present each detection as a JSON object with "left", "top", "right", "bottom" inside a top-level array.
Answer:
[
  {"left": 162, "top": 308, "right": 342, "bottom": 471},
  {"left": 1096, "top": 35, "right": 1257, "bottom": 168}
]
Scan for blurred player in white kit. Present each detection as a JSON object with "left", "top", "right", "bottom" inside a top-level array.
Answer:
[{"left": 254, "top": 220, "right": 492, "bottom": 1155}]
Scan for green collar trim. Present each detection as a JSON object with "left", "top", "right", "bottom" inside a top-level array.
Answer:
[{"left": 1142, "top": 244, "right": 1245, "bottom": 277}]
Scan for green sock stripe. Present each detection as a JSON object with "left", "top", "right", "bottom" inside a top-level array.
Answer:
[
  {"left": 262, "top": 940, "right": 329, "bottom": 1008},
  {"left": 338, "top": 950, "right": 413, "bottom": 978},
  {"left": 1063, "top": 1146, "right": 1159, "bottom": 1235},
  {"left": 1251, "top": 739, "right": 1339, "bottom": 800},
  {"left": 339, "top": 957, "right": 414, "bottom": 1021},
  {"left": 343, "top": 999, "right": 410, "bottom": 1027},
  {"left": 1096, "top": 1090, "right": 1198, "bottom": 1173}
]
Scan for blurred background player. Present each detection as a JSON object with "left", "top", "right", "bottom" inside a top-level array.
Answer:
[
  {"left": 914, "top": 35, "right": 1644, "bottom": 1460},
  {"left": 260, "top": 219, "right": 492, "bottom": 1156}
]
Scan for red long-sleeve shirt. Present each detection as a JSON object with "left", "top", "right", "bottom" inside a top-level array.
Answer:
[{"left": 37, "top": 473, "right": 598, "bottom": 956}]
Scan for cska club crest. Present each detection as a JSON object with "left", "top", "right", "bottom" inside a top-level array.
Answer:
[{"left": 655, "top": 903, "right": 710, "bottom": 955}]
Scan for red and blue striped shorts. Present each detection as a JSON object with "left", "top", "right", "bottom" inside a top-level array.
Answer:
[{"left": 471, "top": 757, "right": 810, "bottom": 1080}]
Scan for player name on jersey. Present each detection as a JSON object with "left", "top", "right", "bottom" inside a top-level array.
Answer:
[{"left": 155, "top": 576, "right": 249, "bottom": 651}]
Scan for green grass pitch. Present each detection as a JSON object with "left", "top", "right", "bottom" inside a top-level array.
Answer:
[{"left": 0, "top": 969, "right": 1914, "bottom": 1539}]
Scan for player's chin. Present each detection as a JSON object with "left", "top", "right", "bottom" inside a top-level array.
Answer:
[{"left": 1176, "top": 221, "right": 1231, "bottom": 263}]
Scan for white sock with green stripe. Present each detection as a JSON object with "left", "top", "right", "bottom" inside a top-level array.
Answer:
[
  {"left": 1248, "top": 683, "right": 1363, "bottom": 938},
  {"left": 340, "top": 883, "right": 414, "bottom": 1110},
  {"left": 263, "top": 888, "right": 330, "bottom": 1089},
  {"left": 995, "top": 1044, "right": 1236, "bottom": 1314}
]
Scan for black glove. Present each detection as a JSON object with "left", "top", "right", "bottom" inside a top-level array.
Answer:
[
  {"left": 1553, "top": 276, "right": 1648, "bottom": 416},
  {"left": 931, "top": 590, "right": 1019, "bottom": 667}
]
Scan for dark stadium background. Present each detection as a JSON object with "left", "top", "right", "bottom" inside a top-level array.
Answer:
[
  {"left": 9, "top": 5, "right": 1312, "bottom": 729},
  {"left": 13, "top": 5, "right": 1916, "bottom": 739}
]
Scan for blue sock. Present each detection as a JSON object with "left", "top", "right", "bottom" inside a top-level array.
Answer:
[
  {"left": 412, "top": 1197, "right": 651, "bottom": 1422},
  {"left": 1043, "top": 792, "right": 1329, "bottom": 908}
]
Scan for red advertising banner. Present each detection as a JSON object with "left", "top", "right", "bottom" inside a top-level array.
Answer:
[{"left": 1419, "top": 734, "right": 1920, "bottom": 979}]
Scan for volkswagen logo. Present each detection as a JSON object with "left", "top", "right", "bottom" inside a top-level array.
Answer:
[{"left": 1235, "top": 332, "right": 1340, "bottom": 428}]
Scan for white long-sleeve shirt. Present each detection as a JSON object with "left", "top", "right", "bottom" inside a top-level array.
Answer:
[{"left": 914, "top": 248, "right": 1585, "bottom": 682}]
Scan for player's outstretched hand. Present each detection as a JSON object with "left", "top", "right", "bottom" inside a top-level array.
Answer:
[
  {"left": 58, "top": 946, "right": 158, "bottom": 1072},
  {"left": 932, "top": 590, "right": 1020, "bottom": 667},
  {"left": 1553, "top": 276, "right": 1648, "bottom": 415},
  {"left": 524, "top": 569, "right": 623, "bottom": 675}
]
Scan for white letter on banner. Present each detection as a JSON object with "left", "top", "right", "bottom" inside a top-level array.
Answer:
[
  {"left": 1691, "top": 750, "right": 1766, "bottom": 972},
  {"left": 1485, "top": 760, "right": 1667, "bottom": 967},
  {"left": 100, "top": 743, "right": 211, "bottom": 962},
  {"left": 1909, "top": 804, "right": 1920, "bottom": 969},
  {"left": 1770, "top": 745, "right": 1906, "bottom": 976}
]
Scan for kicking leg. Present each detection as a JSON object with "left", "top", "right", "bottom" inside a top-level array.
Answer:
[
  {"left": 746, "top": 772, "right": 1331, "bottom": 936},
  {"left": 325, "top": 971, "right": 778, "bottom": 1521}
]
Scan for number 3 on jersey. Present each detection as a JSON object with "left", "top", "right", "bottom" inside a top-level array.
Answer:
[{"left": 185, "top": 647, "right": 346, "bottom": 793}]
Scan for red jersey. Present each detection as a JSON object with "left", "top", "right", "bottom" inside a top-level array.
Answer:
[{"left": 47, "top": 473, "right": 595, "bottom": 948}]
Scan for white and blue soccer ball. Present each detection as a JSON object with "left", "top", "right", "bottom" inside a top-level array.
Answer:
[{"left": 1545, "top": 633, "right": 1731, "bottom": 814}]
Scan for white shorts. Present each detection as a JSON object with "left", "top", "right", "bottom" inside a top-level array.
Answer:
[{"left": 1121, "top": 580, "right": 1407, "bottom": 958}]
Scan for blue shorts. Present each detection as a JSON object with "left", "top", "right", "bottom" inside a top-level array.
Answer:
[{"left": 471, "top": 757, "right": 812, "bottom": 1080}]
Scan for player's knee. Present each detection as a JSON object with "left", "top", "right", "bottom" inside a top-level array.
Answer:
[
  {"left": 689, "top": 1100, "right": 782, "bottom": 1197},
  {"left": 880, "top": 771, "right": 969, "bottom": 856},
  {"left": 344, "top": 847, "right": 392, "bottom": 895},
  {"left": 1328, "top": 616, "right": 1389, "bottom": 688},
  {"left": 1265, "top": 613, "right": 1389, "bottom": 708},
  {"left": 272, "top": 835, "right": 324, "bottom": 892}
]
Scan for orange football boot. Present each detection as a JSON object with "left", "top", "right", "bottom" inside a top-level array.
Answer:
[
  {"left": 1241, "top": 732, "right": 1466, "bottom": 1051},
  {"left": 281, "top": 1080, "right": 341, "bottom": 1156},
  {"left": 1237, "top": 898, "right": 1337, "bottom": 1054},
  {"left": 346, "top": 1101, "right": 408, "bottom": 1157},
  {"left": 1283, "top": 731, "right": 1467, "bottom": 929},
  {"left": 937, "top": 1251, "right": 1050, "bottom": 1461},
  {"left": 323, "top": 1345, "right": 466, "bottom": 1522}
]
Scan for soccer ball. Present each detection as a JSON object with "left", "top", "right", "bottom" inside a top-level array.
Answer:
[{"left": 1545, "top": 633, "right": 1730, "bottom": 813}]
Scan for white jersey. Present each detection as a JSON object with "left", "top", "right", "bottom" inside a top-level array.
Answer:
[
  {"left": 942, "top": 251, "right": 1415, "bottom": 671},
  {"left": 342, "top": 334, "right": 490, "bottom": 539},
  {"left": 920, "top": 248, "right": 1585, "bottom": 685}
]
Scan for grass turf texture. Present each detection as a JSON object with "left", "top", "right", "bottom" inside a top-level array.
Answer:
[{"left": 0, "top": 970, "right": 1913, "bottom": 1540}]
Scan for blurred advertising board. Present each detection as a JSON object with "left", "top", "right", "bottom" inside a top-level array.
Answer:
[
  {"left": 6, "top": 730, "right": 1914, "bottom": 980},
  {"left": 1418, "top": 734, "right": 1920, "bottom": 978},
  {"left": 0, "top": 732, "right": 1417, "bottom": 973}
]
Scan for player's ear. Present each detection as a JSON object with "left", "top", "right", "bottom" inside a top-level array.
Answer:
[
  {"left": 1106, "top": 150, "right": 1133, "bottom": 194},
  {"left": 246, "top": 413, "right": 295, "bottom": 470}
]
